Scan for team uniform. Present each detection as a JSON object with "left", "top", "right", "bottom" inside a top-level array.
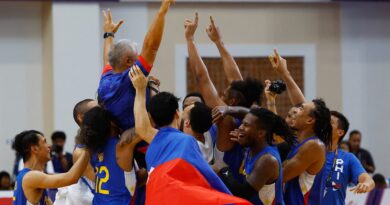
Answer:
[
  {"left": 284, "top": 136, "right": 326, "bottom": 205},
  {"left": 323, "top": 149, "right": 366, "bottom": 205},
  {"left": 13, "top": 168, "right": 48, "bottom": 205},
  {"left": 92, "top": 137, "right": 132, "bottom": 205},
  {"left": 242, "top": 146, "right": 284, "bottom": 205},
  {"left": 98, "top": 56, "right": 152, "bottom": 130}
]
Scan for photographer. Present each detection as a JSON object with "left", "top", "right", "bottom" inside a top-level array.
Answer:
[{"left": 51, "top": 131, "right": 73, "bottom": 173}]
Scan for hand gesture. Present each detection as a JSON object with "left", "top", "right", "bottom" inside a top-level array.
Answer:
[
  {"left": 229, "top": 129, "right": 241, "bottom": 142},
  {"left": 206, "top": 16, "right": 222, "bottom": 43},
  {"left": 349, "top": 182, "right": 370, "bottom": 194},
  {"left": 212, "top": 106, "right": 230, "bottom": 124},
  {"left": 184, "top": 12, "right": 199, "bottom": 41},
  {"left": 129, "top": 65, "right": 147, "bottom": 91},
  {"left": 268, "top": 49, "right": 289, "bottom": 76},
  {"left": 103, "top": 9, "right": 124, "bottom": 33},
  {"left": 264, "top": 80, "right": 277, "bottom": 101}
]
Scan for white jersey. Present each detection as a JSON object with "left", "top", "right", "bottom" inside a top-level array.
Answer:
[
  {"left": 196, "top": 132, "right": 214, "bottom": 163},
  {"left": 53, "top": 177, "right": 95, "bottom": 205}
]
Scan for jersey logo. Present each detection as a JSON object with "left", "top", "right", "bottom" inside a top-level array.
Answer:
[{"left": 98, "top": 153, "right": 104, "bottom": 162}]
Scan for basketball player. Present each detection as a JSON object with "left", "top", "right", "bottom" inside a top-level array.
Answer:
[
  {"left": 221, "top": 107, "right": 294, "bottom": 205},
  {"left": 269, "top": 49, "right": 332, "bottom": 205},
  {"left": 79, "top": 106, "right": 141, "bottom": 205},
  {"left": 13, "top": 130, "right": 90, "bottom": 205},
  {"left": 185, "top": 12, "right": 263, "bottom": 182}
]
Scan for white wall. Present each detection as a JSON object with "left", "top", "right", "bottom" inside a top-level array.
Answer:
[
  {"left": 341, "top": 2, "right": 390, "bottom": 176},
  {"left": 52, "top": 3, "right": 101, "bottom": 153},
  {"left": 0, "top": 2, "right": 44, "bottom": 175}
]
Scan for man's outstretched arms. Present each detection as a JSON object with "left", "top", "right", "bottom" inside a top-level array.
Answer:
[
  {"left": 102, "top": 9, "right": 124, "bottom": 66},
  {"left": 206, "top": 16, "right": 242, "bottom": 83},
  {"left": 269, "top": 49, "right": 305, "bottom": 106},
  {"left": 141, "top": 0, "right": 175, "bottom": 66},
  {"left": 130, "top": 65, "right": 158, "bottom": 144}
]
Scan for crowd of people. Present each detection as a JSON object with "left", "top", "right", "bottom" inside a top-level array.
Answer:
[{"left": 6, "top": 0, "right": 383, "bottom": 204}]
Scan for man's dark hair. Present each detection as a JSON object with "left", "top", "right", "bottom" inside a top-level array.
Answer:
[
  {"left": 0, "top": 171, "right": 10, "bottom": 181},
  {"left": 349, "top": 130, "right": 361, "bottom": 137},
  {"left": 51, "top": 131, "right": 66, "bottom": 141},
  {"left": 183, "top": 92, "right": 205, "bottom": 108},
  {"left": 13, "top": 130, "right": 43, "bottom": 161},
  {"left": 73, "top": 99, "right": 95, "bottom": 126},
  {"left": 330, "top": 111, "right": 350, "bottom": 143},
  {"left": 249, "top": 107, "right": 295, "bottom": 146},
  {"left": 148, "top": 92, "right": 180, "bottom": 128},
  {"left": 310, "top": 99, "right": 332, "bottom": 148},
  {"left": 79, "top": 107, "right": 113, "bottom": 152},
  {"left": 229, "top": 78, "right": 264, "bottom": 108},
  {"left": 189, "top": 102, "right": 212, "bottom": 134}
]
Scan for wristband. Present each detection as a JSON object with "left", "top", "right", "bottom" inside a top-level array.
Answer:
[{"left": 103, "top": 32, "right": 115, "bottom": 39}]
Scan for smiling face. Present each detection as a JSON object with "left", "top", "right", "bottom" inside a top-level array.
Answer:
[{"left": 237, "top": 113, "right": 264, "bottom": 147}]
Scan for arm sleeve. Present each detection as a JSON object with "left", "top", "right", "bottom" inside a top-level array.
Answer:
[
  {"left": 349, "top": 153, "right": 366, "bottom": 185},
  {"left": 136, "top": 55, "right": 153, "bottom": 76}
]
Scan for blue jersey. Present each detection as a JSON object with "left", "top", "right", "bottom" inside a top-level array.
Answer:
[
  {"left": 243, "top": 146, "right": 285, "bottom": 205},
  {"left": 284, "top": 136, "right": 326, "bottom": 205},
  {"left": 323, "top": 149, "right": 366, "bottom": 205},
  {"left": 13, "top": 168, "right": 48, "bottom": 205},
  {"left": 222, "top": 118, "right": 246, "bottom": 182},
  {"left": 92, "top": 137, "right": 131, "bottom": 205},
  {"left": 98, "top": 56, "right": 151, "bottom": 130}
]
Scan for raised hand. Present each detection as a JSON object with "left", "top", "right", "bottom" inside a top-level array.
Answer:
[
  {"left": 212, "top": 106, "right": 230, "bottom": 124},
  {"left": 103, "top": 9, "right": 124, "bottom": 33},
  {"left": 349, "top": 182, "right": 370, "bottom": 194},
  {"left": 268, "top": 49, "right": 289, "bottom": 76},
  {"left": 206, "top": 16, "right": 222, "bottom": 43},
  {"left": 129, "top": 65, "right": 147, "bottom": 91},
  {"left": 184, "top": 12, "right": 199, "bottom": 41},
  {"left": 264, "top": 80, "right": 277, "bottom": 101}
]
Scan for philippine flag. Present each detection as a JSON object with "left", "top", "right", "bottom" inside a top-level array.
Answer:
[{"left": 145, "top": 127, "right": 251, "bottom": 205}]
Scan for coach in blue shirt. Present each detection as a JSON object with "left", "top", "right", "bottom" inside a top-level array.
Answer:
[{"left": 323, "top": 111, "right": 375, "bottom": 205}]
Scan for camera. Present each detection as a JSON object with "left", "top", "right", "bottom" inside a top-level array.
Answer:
[{"left": 269, "top": 80, "right": 287, "bottom": 94}]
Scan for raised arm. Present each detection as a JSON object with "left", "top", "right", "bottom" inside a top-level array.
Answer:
[
  {"left": 130, "top": 65, "right": 158, "bottom": 144},
  {"left": 269, "top": 49, "right": 305, "bottom": 106},
  {"left": 103, "top": 9, "right": 124, "bottom": 66},
  {"left": 185, "top": 12, "right": 224, "bottom": 108},
  {"left": 206, "top": 16, "right": 242, "bottom": 83},
  {"left": 24, "top": 149, "right": 90, "bottom": 189},
  {"left": 140, "top": 0, "right": 174, "bottom": 66}
]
